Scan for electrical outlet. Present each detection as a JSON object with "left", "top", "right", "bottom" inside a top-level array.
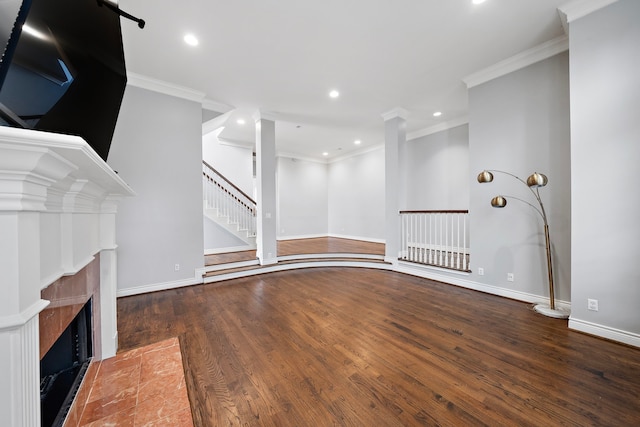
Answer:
[
  {"left": 507, "top": 273, "right": 514, "bottom": 282},
  {"left": 478, "top": 267, "right": 484, "bottom": 276},
  {"left": 588, "top": 299, "right": 599, "bottom": 311},
  {"left": 174, "top": 264, "right": 180, "bottom": 271}
]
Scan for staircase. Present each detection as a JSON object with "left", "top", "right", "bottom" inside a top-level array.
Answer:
[{"left": 203, "top": 161, "right": 257, "bottom": 248}]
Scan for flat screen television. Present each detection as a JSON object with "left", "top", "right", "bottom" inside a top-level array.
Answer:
[{"left": 0, "top": 0, "right": 128, "bottom": 161}]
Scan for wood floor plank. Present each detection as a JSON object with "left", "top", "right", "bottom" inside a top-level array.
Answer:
[{"left": 118, "top": 268, "right": 640, "bottom": 426}]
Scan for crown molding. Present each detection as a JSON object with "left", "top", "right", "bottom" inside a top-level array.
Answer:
[
  {"left": 463, "top": 35, "right": 569, "bottom": 89},
  {"left": 276, "top": 152, "right": 329, "bottom": 165},
  {"left": 381, "top": 108, "right": 409, "bottom": 121},
  {"left": 252, "top": 111, "right": 279, "bottom": 123},
  {"left": 218, "top": 136, "right": 255, "bottom": 150},
  {"left": 558, "top": 0, "right": 618, "bottom": 24},
  {"left": 126, "top": 72, "right": 205, "bottom": 103},
  {"left": 202, "top": 98, "right": 234, "bottom": 113},
  {"left": 328, "top": 144, "right": 384, "bottom": 164},
  {"left": 407, "top": 116, "right": 469, "bottom": 142},
  {"left": 202, "top": 110, "right": 234, "bottom": 135}
]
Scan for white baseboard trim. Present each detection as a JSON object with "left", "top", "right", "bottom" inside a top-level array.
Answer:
[
  {"left": 568, "top": 318, "right": 640, "bottom": 348},
  {"left": 277, "top": 233, "right": 327, "bottom": 241},
  {"left": 395, "top": 262, "right": 571, "bottom": 310},
  {"left": 117, "top": 273, "right": 204, "bottom": 298},
  {"left": 328, "top": 233, "right": 386, "bottom": 244},
  {"left": 205, "top": 245, "right": 253, "bottom": 255}
]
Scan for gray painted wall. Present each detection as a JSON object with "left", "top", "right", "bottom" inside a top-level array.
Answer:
[
  {"left": 204, "top": 216, "right": 246, "bottom": 250},
  {"left": 202, "top": 132, "right": 254, "bottom": 198},
  {"left": 569, "top": 0, "right": 640, "bottom": 339},
  {"left": 468, "top": 52, "right": 571, "bottom": 303},
  {"left": 108, "top": 85, "right": 204, "bottom": 291},
  {"left": 328, "top": 148, "right": 385, "bottom": 241},
  {"left": 404, "top": 125, "right": 470, "bottom": 210},
  {"left": 277, "top": 157, "right": 328, "bottom": 238}
]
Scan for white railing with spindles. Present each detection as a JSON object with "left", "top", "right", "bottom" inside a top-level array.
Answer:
[
  {"left": 203, "top": 161, "right": 257, "bottom": 237},
  {"left": 400, "top": 210, "right": 470, "bottom": 272}
]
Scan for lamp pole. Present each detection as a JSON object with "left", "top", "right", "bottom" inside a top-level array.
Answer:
[{"left": 477, "top": 170, "right": 568, "bottom": 319}]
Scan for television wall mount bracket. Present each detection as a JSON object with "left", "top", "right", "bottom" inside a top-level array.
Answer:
[{"left": 97, "top": 0, "right": 145, "bottom": 29}]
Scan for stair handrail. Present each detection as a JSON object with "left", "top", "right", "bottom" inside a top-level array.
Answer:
[{"left": 202, "top": 160, "right": 256, "bottom": 208}]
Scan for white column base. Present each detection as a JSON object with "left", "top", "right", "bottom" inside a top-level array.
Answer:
[{"left": 0, "top": 313, "right": 43, "bottom": 427}]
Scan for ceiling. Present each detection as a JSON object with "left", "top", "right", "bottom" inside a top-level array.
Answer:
[{"left": 118, "top": 0, "right": 568, "bottom": 161}]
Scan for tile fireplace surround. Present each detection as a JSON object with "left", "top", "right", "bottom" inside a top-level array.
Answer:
[{"left": 0, "top": 127, "right": 134, "bottom": 426}]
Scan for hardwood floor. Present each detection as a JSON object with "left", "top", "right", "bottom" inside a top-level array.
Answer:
[{"left": 118, "top": 268, "right": 640, "bottom": 426}]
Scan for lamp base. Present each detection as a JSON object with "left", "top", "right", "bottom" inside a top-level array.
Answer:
[{"left": 534, "top": 303, "right": 570, "bottom": 319}]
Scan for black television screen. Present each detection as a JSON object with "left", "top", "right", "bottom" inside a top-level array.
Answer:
[{"left": 0, "top": 0, "right": 127, "bottom": 161}]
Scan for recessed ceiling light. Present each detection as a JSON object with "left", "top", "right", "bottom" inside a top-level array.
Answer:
[
  {"left": 329, "top": 90, "right": 340, "bottom": 98},
  {"left": 184, "top": 33, "right": 199, "bottom": 46},
  {"left": 472, "top": 0, "right": 486, "bottom": 4},
  {"left": 236, "top": 119, "right": 245, "bottom": 125},
  {"left": 354, "top": 140, "right": 361, "bottom": 145},
  {"left": 433, "top": 111, "right": 442, "bottom": 117},
  {"left": 322, "top": 152, "right": 329, "bottom": 156}
]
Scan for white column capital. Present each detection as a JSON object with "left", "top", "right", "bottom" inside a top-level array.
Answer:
[
  {"left": 381, "top": 108, "right": 409, "bottom": 122},
  {"left": 252, "top": 110, "right": 278, "bottom": 123}
]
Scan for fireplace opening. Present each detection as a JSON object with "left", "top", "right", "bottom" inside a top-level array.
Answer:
[{"left": 40, "top": 300, "right": 93, "bottom": 427}]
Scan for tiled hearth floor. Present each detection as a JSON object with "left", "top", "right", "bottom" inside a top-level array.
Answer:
[{"left": 71, "top": 337, "right": 194, "bottom": 426}]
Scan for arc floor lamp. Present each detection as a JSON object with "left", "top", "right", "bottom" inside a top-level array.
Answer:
[{"left": 477, "top": 170, "right": 569, "bottom": 319}]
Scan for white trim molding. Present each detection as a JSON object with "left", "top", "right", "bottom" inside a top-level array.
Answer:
[
  {"left": 253, "top": 110, "right": 279, "bottom": 123},
  {"left": 0, "top": 300, "right": 50, "bottom": 332},
  {"left": 396, "top": 261, "right": 572, "bottom": 311},
  {"left": 328, "top": 233, "right": 386, "bottom": 244},
  {"left": 116, "top": 273, "right": 204, "bottom": 298},
  {"left": 277, "top": 233, "right": 327, "bottom": 241},
  {"left": 463, "top": 35, "right": 569, "bottom": 89},
  {"left": 558, "top": 0, "right": 618, "bottom": 24},
  {"left": 202, "top": 111, "right": 233, "bottom": 136},
  {"left": 381, "top": 107, "right": 409, "bottom": 122},
  {"left": 277, "top": 151, "right": 334, "bottom": 164},
  {"left": 219, "top": 136, "right": 255, "bottom": 150},
  {"left": 205, "top": 245, "right": 254, "bottom": 255},
  {"left": 569, "top": 318, "right": 640, "bottom": 348},
  {"left": 202, "top": 98, "right": 234, "bottom": 114},
  {"left": 127, "top": 72, "right": 205, "bottom": 103},
  {"left": 328, "top": 144, "right": 385, "bottom": 164},
  {"left": 407, "top": 116, "right": 469, "bottom": 142}
]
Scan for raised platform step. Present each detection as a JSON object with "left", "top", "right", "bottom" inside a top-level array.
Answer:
[{"left": 202, "top": 253, "right": 392, "bottom": 284}]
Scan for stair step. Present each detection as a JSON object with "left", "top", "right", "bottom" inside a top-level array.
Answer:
[{"left": 203, "top": 255, "right": 391, "bottom": 279}]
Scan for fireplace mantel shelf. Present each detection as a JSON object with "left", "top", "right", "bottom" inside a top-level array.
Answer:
[{"left": 0, "top": 126, "right": 135, "bottom": 213}]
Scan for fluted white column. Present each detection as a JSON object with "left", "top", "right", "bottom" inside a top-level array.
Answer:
[{"left": 0, "top": 209, "right": 46, "bottom": 427}]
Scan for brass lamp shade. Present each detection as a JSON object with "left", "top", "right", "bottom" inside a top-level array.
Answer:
[
  {"left": 491, "top": 196, "right": 507, "bottom": 207},
  {"left": 477, "top": 170, "right": 494, "bottom": 183},
  {"left": 526, "top": 172, "right": 548, "bottom": 188}
]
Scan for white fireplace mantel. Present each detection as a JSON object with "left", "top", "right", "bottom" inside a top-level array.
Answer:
[{"left": 0, "top": 126, "right": 134, "bottom": 427}]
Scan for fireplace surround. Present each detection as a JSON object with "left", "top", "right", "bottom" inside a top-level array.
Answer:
[{"left": 0, "top": 126, "right": 134, "bottom": 426}]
